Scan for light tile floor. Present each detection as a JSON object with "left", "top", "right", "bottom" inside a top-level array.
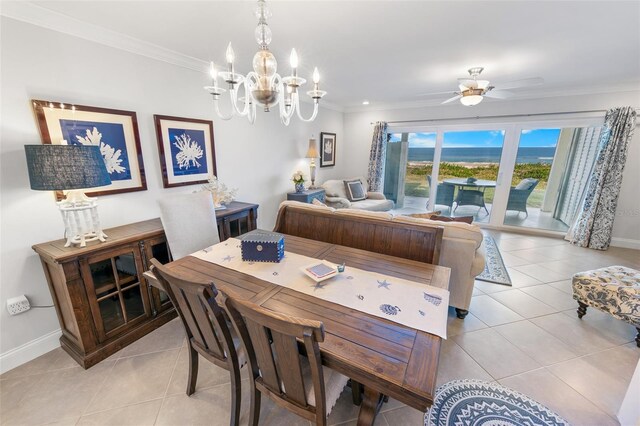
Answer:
[{"left": 1, "top": 230, "right": 639, "bottom": 425}]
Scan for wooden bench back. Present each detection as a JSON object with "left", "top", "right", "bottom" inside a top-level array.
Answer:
[{"left": 274, "top": 206, "right": 443, "bottom": 265}]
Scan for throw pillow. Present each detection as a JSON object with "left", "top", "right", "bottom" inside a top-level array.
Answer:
[
  {"left": 344, "top": 179, "right": 366, "bottom": 201},
  {"left": 430, "top": 215, "right": 474, "bottom": 224},
  {"left": 407, "top": 211, "right": 442, "bottom": 220},
  {"left": 311, "top": 198, "right": 327, "bottom": 207}
]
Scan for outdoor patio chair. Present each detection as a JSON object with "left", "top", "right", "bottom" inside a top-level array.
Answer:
[
  {"left": 506, "top": 178, "right": 539, "bottom": 217},
  {"left": 427, "top": 175, "right": 455, "bottom": 212}
]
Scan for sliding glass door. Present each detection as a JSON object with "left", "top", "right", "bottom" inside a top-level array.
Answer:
[
  {"left": 384, "top": 116, "right": 604, "bottom": 235},
  {"left": 500, "top": 126, "right": 602, "bottom": 232}
]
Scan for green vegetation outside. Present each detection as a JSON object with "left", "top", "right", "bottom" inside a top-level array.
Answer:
[{"left": 404, "top": 162, "right": 552, "bottom": 208}]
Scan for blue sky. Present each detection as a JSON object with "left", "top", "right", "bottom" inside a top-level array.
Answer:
[{"left": 390, "top": 128, "right": 561, "bottom": 148}]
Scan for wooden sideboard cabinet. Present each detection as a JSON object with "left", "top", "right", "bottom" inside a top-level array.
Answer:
[
  {"left": 32, "top": 202, "right": 259, "bottom": 369},
  {"left": 33, "top": 219, "right": 176, "bottom": 368}
]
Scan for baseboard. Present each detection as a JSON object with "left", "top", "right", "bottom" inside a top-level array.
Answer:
[
  {"left": 610, "top": 237, "right": 640, "bottom": 250},
  {"left": 0, "top": 329, "right": 61, "bottom": 374}
]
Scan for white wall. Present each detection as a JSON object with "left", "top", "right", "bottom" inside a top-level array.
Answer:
[
  {"left": 0, "top": 17, "right": 346, "bottom": 366},
  {"left": 343, "top": 91, "right": 640, "bottom": 246}
]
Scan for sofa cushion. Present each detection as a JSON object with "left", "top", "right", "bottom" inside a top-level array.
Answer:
[
  {"left": 393, "top": 215, "right": 483, "bottom": 248},
  {"left": 279, "top": 200, "right": 335, "bottom": 213},
  {"left": 344, "top": 179, "right": 367, "bottom": 201},
  {"left": 351, "top": 198, "right": 394, "bottom": 211},
  {"left": 430, "top": 215, "right": 474, "bottom": 224},
  {"left": 407, "top": 211, "right": 442, "bottom": 219},
  {"left": 312, "top": 198, "right": 327, "bottom": 207},
  {"left": 322, "top": 179, "right": 348, "bottom": 198},
  {"left": 334, "top": 209, "right": 393, "bottom": 221}
]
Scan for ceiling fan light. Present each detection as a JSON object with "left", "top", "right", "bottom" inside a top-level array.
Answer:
[{"left": 460, "top": 95, "right": 483, "bottom": 106}]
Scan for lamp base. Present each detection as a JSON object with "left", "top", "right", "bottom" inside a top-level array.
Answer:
[{"left": 58, "top": 194, "right": 108, "bottom": 248}]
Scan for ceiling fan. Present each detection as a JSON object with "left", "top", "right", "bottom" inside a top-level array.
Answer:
[{"left": 439, "top": 67, "right": 544, "bottom": 106}]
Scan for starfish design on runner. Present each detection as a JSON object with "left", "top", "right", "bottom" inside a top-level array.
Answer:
[
  {"left": 312, "top": 282, "right": 327, "bottom": 291},
  {"left": 377, "top": 279, "right": 392, "bottom": 289},
  {"left": 222, "top": 255, "right": 233, "bottom": 262}
]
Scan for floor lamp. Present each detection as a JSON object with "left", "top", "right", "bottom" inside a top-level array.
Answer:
[{"left": 24, "top": 144, "right": 112, "bottom": 247}]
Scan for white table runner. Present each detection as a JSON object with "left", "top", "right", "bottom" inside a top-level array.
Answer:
[{"left": 191, "top": 238, "right": 449, "bottom": 338}]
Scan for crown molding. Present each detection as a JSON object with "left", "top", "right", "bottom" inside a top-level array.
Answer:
[
  {"left": 1, "top": 2, "right": 345, "bottom": 113},
  {"left": 1, "top": 1, "right": 207, "bottom": 72}
]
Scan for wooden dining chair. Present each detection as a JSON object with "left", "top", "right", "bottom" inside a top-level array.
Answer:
[
  {"left": 150, "top": 259, "right": 243, "bottom": 426},
  {"left": 221, "top": 292, "right": 349, "bottom": 426},
  {"left": 158, "top": 191, "right": 220, "bottom": 260}
]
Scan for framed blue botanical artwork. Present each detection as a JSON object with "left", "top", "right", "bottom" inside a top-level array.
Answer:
[
  {"left": 32, "top": 99, "right": 147, "bottom": 199},
  {"left": 153, "top": 115, "right": 217, "bottom": 188}
]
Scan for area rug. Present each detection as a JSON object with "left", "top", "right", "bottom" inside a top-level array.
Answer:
[
  {"left": 425, "top": 379, "right": 571, "bottom": 426},
  {"left": 476, "top": 235, "right": 512, "bottom": 286}
]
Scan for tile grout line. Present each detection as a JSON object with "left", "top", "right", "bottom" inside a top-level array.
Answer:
[
  {"left": 153, "top": 340, "right": 184, "bottom": 425},
  {"left": 78, "top": 358, "right": 120, "bottom": 419},
  {"left": 541, "top": 365, "right": 622, "bottom": 424}
]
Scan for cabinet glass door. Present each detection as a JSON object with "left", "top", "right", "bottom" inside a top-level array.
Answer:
[{"left": 85, "top": 249, "right": 150, "bottom": 338}]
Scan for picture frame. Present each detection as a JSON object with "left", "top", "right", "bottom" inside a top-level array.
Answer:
[
  {"left": 153, "top": 115, "right": 217, "bottom": 188},
  {"left": 320, "top": 132, "right": 336, "bottom": 167},
  {"left": 31, "top": 99, "right": 147, "bottom": 199}
]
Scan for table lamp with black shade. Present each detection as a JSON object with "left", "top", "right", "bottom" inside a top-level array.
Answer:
[{"left": 24, "top": 144, "right": 112, "bottom": 247}]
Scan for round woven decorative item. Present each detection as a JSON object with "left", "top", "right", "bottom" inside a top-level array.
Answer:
[{"left": 425, "top": 379, "right": 570, "bottom": 426}]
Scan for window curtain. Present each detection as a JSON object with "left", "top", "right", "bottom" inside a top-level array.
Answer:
[
  {"left": 367, "top": 121, "right": 388, "bottom": 192},
  {"left": 568, "top": 106, "right": 636, "bottom": 250}
]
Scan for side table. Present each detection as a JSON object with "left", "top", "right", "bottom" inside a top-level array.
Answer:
[
  {"left": 287, "top": 188, "right": 325, "bottom": 204},
  {"left": 215, "top": 201, "right": 259, "bottom": 241}
]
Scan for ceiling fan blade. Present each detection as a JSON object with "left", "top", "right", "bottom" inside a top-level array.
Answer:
[
  {"left": 484, "top": 90, "right": 514, "bottom": 99},
  {"left": 498, "top": 77, "right": 544, "bottom": 90},
  {"left": 412, "top": 90, "right": 458, "bottom": 97},
  {"left": 442, "top": 95, "right": 462, "bottom": 104}
]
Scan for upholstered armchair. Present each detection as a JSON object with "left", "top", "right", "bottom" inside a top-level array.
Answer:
[
  {"left": 506, "top": 178, "right": 539, "bottom": 217},
  {"left": 321, "top": 177, "right": 394, "bottom": 211}
]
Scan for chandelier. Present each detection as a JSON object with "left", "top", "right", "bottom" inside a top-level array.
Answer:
[{"left": 204, "top": 0, "right": 326, "bottom": 125}]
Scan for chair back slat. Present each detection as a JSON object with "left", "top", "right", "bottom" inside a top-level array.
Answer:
[
  {"left": 151, "top": 259, "right": 228, "bottom": 361},
  {"left": 185, "top": 289, "right": 226, "bottom": 357},
  {"left": 244, "top": 320, "right": 281, "bottom": 392},
  {"left": 271, "top": 330, "right": 307, "bottom": 406},
  {"left": 222, "top": 293, "right": 327, "bottom": 420}
]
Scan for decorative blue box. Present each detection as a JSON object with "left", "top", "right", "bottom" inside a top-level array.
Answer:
[{"left": 239, "top": 230, "right": 285, "bottom": 263}]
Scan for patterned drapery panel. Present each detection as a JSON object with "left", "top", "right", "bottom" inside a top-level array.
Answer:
[
  {"left": 367, "top": 121, "right": 388, "bottom": 192},
  {"left": 569, "top": 106, "right": 636, "bottom": 250}
]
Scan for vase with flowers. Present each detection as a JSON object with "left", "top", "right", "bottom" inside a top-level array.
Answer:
[{"left": 292, "top": 171, "right": 306, "bottom": 193}]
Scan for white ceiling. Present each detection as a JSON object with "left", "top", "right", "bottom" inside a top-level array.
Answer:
[{"left": 25, "top": 1, "right": 640, "bottom": 110}]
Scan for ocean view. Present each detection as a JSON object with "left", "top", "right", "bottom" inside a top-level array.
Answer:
[{"left": 408, "top": 147, "right": 557, "bottom": 164}]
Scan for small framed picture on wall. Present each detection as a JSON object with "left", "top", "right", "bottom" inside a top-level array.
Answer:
[
  {"left": 31, "top": 99, "right": 147, "bottom": 199},
  {"left": 154, "top": 115, "right": 217, "bottom": 188},
  {"left": 320, "top": 132, "right": 336, "bottom": 167}
]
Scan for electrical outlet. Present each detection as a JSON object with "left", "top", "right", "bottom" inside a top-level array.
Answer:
[{"left": 7, "top": 295, "right": 31, "bottom": 316}]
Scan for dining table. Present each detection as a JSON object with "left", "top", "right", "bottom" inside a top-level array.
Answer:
[
  {"left": 443, "top": 177, "right": 497, "bottom": 214},
  {"left": 146, "top": 233, "right": 451, "bottom": 425}
]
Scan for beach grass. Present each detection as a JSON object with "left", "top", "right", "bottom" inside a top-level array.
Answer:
[{"left": 405, "top": 162, "right": 551, "bottom": 208}]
